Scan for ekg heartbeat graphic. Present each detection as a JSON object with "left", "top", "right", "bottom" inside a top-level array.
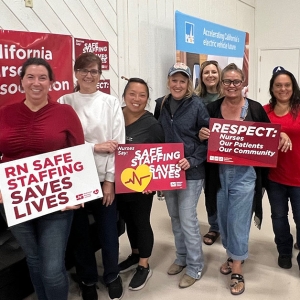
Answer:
[{"left": 125, "top": 172, "right": 151, "bottom": 186}]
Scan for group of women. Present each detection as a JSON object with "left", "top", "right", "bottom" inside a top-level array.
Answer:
[{"left": 0, "top": 53, "right": 299, "bottom": 300}]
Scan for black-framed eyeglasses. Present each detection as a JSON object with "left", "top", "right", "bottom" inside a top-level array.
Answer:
[
  {"left": 201, "top": 60, "right": 218, "bottom": 67},
  {"left": 222, "top": 79, "right": 243, "bottom": 87},
  {"left": 76, "top": 68, "right": 100, "bottom": 76}
]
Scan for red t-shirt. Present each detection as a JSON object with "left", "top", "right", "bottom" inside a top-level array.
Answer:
[
  {"left": 264, "top": 104, "right": 300, "bottom": 186},
  {"left": 0, "top": 101, "right": 84, "bottom": 162}
]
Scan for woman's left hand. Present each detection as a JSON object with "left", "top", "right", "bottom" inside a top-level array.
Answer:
[
  {"left": 279, "top": 132, "right": 292, "bottom": 152},
  {"left": 178, "top": 158, "right": 190, "bottom": 170},
  {"left": 61, "top": 203, "right": 84, "bottom": 211}
]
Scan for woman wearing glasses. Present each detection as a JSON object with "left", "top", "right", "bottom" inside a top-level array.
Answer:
[
  {"left": 155, "top": 63, "right": 209, "bottom": 289},
  {"left": 59, "top": 53, "right": 125, "bottom": 300},
  {"left": 199, "top": 63, "right": 270, "bottom": 295},
  {"left": 195, "top": 60, "right": 222, "bottom": 246}
]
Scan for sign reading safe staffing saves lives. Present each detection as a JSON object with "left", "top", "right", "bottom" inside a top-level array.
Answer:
[
  {"left": 207, "top": 118, "right": 281, "bottom": 167},
  {"left": 115, "top": 144, "right": 186, "bottom": 194},
  {"left": 0, "top": 144, "right": 102, "bottom": 227}
]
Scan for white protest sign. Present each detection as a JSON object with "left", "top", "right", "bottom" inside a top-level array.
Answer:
[{"left": 0, "top": 144, "right": 102, "bottom": 227}]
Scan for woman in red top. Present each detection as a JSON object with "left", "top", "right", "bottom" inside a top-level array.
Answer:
[
  {"left": 0, "top": 57, "right": 84, "bottom": 300},
  {"left": 264, "top": 67, "right": 300, "bottom": 270}
]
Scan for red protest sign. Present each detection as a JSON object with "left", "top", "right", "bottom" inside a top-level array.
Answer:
[
  {"left": 0, "top": 30, "right": 73, "bottom": 107},
  {"left": 115, "top": 144, "right": 186, "bottom": 193},
  {"left": 207, "top": 118, "right": 281, "bottom": 167},
  {"left": 74, "top": 38, "right": 109, "bottom": 70}
]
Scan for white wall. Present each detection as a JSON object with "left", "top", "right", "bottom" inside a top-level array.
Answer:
[{"left": 0, "top": 0, "right": 255, "bottom": 110}]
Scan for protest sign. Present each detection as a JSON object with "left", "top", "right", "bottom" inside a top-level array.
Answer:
[
  {"left": 207, "top": 118, "right": 281, "bottom": 167},
  {"left": 115, "top": 143, "right": 186, "bottom": 194},
  {"left": 0, "top": 144, "right": 101, "bottom": 227}
]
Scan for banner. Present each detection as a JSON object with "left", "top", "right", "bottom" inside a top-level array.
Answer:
[
  {"left": 0, "top": 30, "right": 73, "bottom": 107},
  {"left": 175, "top": 11, "right": 249, "bottom": 94},
  {"left": 207, "top": 118, "right": 281, "bottom": 167},
  {"left": 74, "top": 38, "right": 109, "bottom": 70},
  {"left": 0, "top": 144, "right": 102, "bottom": 227},
  {"left": 115, "top": 144, "right": 186, "bottom": 194}
]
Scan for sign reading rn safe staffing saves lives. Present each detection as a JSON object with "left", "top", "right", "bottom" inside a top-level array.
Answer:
[
  {"left": 115, "top": 144, "right": 186, "bottom": 194},
  {"left": 0, "top": 144, "right": 102, "bottom": 227},
  {"left": 207, "top": 118, "right": 281, "bottom": 167}
]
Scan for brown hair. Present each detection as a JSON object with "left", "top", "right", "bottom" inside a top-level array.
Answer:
[
  {"left": 221, "top": 63, "right": 244, "bottom": 81},
  {"left": 73, "top": 52, "right": 102, "bottom": 92}
]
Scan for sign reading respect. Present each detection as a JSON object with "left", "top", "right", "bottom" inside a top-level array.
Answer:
[
  {"left": 0, "top": 144, "right": 102, "bottom": 227},
  {"left": 115, "top": 143, "right": 186, "bottom": 194},
  {"left": 207, "top": 118, "right": 281, "bottom": 167}
]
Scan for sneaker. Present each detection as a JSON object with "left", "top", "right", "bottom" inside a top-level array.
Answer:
[
  {"left": 129, "top": 265, "right": 153, "bottom": 291},
  {"left": 107, "top": 276, "right": 123, "bottom": 300},
  {"left": 278, "top": 255, "right": 292, "bottom": 269},
  {"left": 118, "top": 254, "right": 139, "bottom": 273},
  {"left": 81, "top": 283, "right": 98, "bottom": 300}
]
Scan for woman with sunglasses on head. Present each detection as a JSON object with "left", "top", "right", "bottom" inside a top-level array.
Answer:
[
  {"left": 154, "top": 62, "right": 210, "bottom": 289},
  {"left": 0, "top": 57, "right": 85, "bottom": 300},
  {"left": 58, "top": 52, "right": 125, "bottom": 300},
  {"left": 199, "top": 63, "right": 273, "bottom": 295},
  {"left": 195, "top": 60, "right": 222, "bottom": 246},
  {"left": 116, "top": 78, "right": 164, "bottom": 291},
  {"left": 263, "top": 67, "right": 300, "bottom": 270}
]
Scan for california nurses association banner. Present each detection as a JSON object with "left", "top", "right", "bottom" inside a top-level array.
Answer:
[
  {"left": 115, "top": 144, "right": 186, "bottom": 194},
  {"left": 0, "top": 144, "right": 102, "bottom": 227},
  {"left": 0, "top": 30, "right": 73, "bottom": 107}
]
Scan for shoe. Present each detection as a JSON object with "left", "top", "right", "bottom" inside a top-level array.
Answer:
[
  {"left": 81, "top": 283, "right": 98, "bottom": 300},
  {"left": 278, "top": 255, "right": 292, "bottom": 269},
  {"left": 203, "top": 231, "right": 220, "bottom": 245},
  {"left": 118, "top": 254, "right": 139, "bottom": 273},
  {"left": 129, "top": 265, "right": 153, "bottom": 291},
  {"left": 167, "top": 263, "right": 186, "bottom": 275},
  {"left": 230, "top": 273, "right": 245, "bottom": 295},
  {"left": 107, "top": 276, "right": 123, "bottom": 300},
  {"left": 220, "top": 258, "right": 245, "bottom": 275},
  {"left": 179, "top": 274, "right": 197, "bottom": 288}
]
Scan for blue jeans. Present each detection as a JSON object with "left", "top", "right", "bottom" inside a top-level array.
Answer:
[
  {"left": 164, "top": 179, "right": 204, "bottom": 279},
  {"left": 208, "top": 212, "right": 219, "bottom": 232},
  {"left": 69, "top": 197, "right": 119, "bottom": 285},
  {"left": 266, "top": 180, "right": 300, "bottom": 259},
  {"left": 217, "top": 165, "right": 256, "bottom": 261},
  {"left": 8, "top": 210, "right": 73, "bottom": 300}
]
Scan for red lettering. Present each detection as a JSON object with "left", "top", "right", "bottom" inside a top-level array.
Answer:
[
  {"left": 11, "top": 191, "right": 23, "bottom": 204},
  {"left": 8, "top": 179, "right": 18, "bottom": 190},
  {"left": 63, "top": 152, "right": 72, "bottom": 163},
  {"left": 24, "top": 187, "right": 38, "bottom": 201},
  {"left": 46, "top": 195, "right": 58, "bottom": 209},
  {"left": 58, "top": 192, "right": 69, "bottom": 205},
  {"left": 14, "top": 206, "right": 26, "bottom": 219},
  {"left": 33, "top": 159, "right": 43, "bottom": 170},
  {"left": 31, "top": 198, "right": 44, "bottom": 212},
  {"left": 35, "top": 183, "right": 48, "bottom": 196},
  {"left": 49, "top": 179, "right": 61, "bottom": 193},
  {"left": 61, "top": 177, "right": 72, "bottom": 189},
  {"left": 27, "top": 173, "right": 39, "bottom": 185}
]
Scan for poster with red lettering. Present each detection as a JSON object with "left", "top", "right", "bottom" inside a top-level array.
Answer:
[
  {"left": 0, "top": 30, "right": 73, "bottom": 107},
  {"left": 207, "top": 118, "right": 281, "bottom": 167},
  {"left": 74, "top": 38, "right": 110, "bottom": 94},
  {"left": 115, "top": 144, "right": 186, "bottom": 194},
  {"left": 0, "top": 144, "right": 102, "bottom": 227}
]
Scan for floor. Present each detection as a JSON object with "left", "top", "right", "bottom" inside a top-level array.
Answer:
[{"left": 24, "top": 192, "right": 299, "bottom": 300}]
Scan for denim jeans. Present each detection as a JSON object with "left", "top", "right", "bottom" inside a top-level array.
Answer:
[
  {"left": 8, "top": 210, "right": 73, "bottom": 300},
  {"left": 207, "top": 212, "right": 219, "bottom": 232},
  {"left": 69, "top": 197, "right": 119, "bottom": 285},
  {"left": 164, "top": 179, "right": 204, "bottom": 279},
  {"left": 217, "top": 165, "right": 256, "bottom": 261},
  {"left": 266, "top": 179, "right": 300, "bottom": 259}
]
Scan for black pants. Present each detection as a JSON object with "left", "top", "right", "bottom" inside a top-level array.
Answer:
[{"left": 117, "top": 193, "right": 154, "bottom": 258}]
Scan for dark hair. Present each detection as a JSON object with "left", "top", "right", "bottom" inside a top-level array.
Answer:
[
  {"left": 221, "top": 63, "right": 245, "bottom": 81},
  {"left": 74, "top": 52, "right": 102, "bottom": 92},
  {"left": 269, "top": 70, "right": 300, "bottom": 118},
  {"left": 20, "top": 57, "right": 55, "bottom": 81},
  {"left": 195, "top": 60, "right": 222, "bottom": 97},
  {"left": 122, "top": 78, "right": 150, "bottom": 99}
]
